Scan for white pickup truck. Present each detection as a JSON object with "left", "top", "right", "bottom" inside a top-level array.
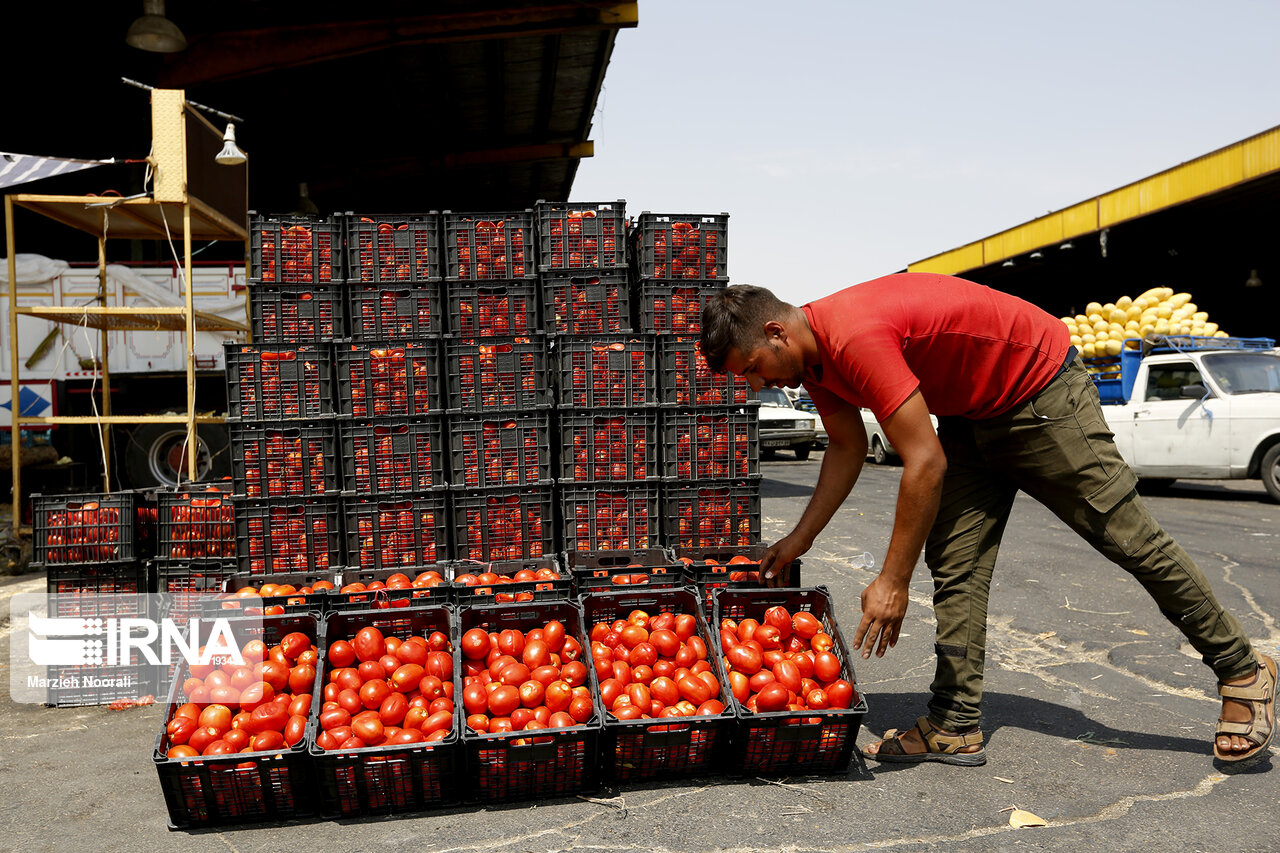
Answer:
[{"left": 1089, "top": 336, "right": 1280, "bottom": 502}]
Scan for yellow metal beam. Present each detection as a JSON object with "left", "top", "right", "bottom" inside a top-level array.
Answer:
[
  {"left": 17, "top": 415, "right": 226, "bottom": 426},
  {"left": 909, "top": 123, "right": 1280, "bottom": 276}
]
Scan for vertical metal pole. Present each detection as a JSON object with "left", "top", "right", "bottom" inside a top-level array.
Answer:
[
  {"left": 184, "top": 201, "right": 197, "bottom": 483},
  {"left": 98, "top": 231, "right": 112, "bottom": 491},
  {"left": 6, "top": 195, "right": 20, "bottom": 527}
]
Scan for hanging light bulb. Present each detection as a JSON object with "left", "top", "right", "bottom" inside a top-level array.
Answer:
[
  {"left": 215, "top": 123, "right": 247, "bottom": 166},
  {"left": 125, "top": 0, "right": 187, "bottom": 53},
  {"left": 1245, "top": 269, "right": 1263, "bottom": 288}
]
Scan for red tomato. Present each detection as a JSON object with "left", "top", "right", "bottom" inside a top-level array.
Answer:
[
  {"left": 351, "top": 713, "right": 385, "bottom": 745},
  {"left": 462, "top": 682, "right": 489, "bottom": 716},
  {"left": 488, "top": 685, "right": 520, "bottom": 717},
  {"left": 825, "top": 679, "right": 855, "bottom": 709},
  {"left": 461, "top": 628, "right": 491, "bottom": 660},
  {"left": 792, "top": 611, "right": 822, "bottom": 640},
  {"left": 288, "top": 664, "right": 316, "bottom": 695},
  {"left": 279, "top": 632, "right": 312, "bottom": 662},
  {"left": 390, "top": 663, "right": 425, "bottom": 693},
  {"left": 360, "top": 679, "right": 393, "bottom": 710},
  {"left": 521, "top": 639, "right": 550, "bottom": 669},
  {"left": 251, "top": 730, "right": 286, "bottom": 752},
  {"left": 813, "top": 651, "right": 842, "bottom": 683},
  {"left": 542, "top": 620, "right": 566, "bottom": 652},
  {"left": 166, "top": 715, "right": 197, "bottom": 745},
  {"left": 599, "top": 677, "right": 624, "bottom": 708},
  {"left": 198, "top": 704, "right": 232, "bottom": 731},
  {"left": 754, "top": 682, "right": 790, "bottom": 712},
  {"left": 727, "top": 644, "right": 763, "bottom": 675},
  {"left": 421, "top": 710, "right": 453, "bottom": 736},
  {"left": 677, "top": 675, "right": 713, "bottom": 705},
  {"left": 379, "top": 692, "right": 409, "bottom": 726},
  {"left": 357, "top": 660, "right": 387, "bottom": 682},
  {"left": 353, "top": 627, "right": 385, "bottom": 663},
  {"left": 518, "top": 679, "right": 545, "bottom": 708},
  {"left": 337, "top": 688, "right": 363, "bottom": 715},
  {"left": 287, "top": 694, "right": 312, "bottom": 718},
  {"left": 328, "top": 640, "right": 356, "bottom": 668},
  {"left": 319, "top": 707, "right": 351, "bottom": 731},
  {"left": 568, "top": 694, "right": 594, "bottom": 723},
  {"left": 773, "top": 660, "right": 802, "bottom": 693},
  {"left": 167, "top": 745, "right": 199, "bottom": 759}
]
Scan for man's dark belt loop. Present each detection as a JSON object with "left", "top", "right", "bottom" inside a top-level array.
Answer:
[{"left": 1053, "top": 345, "right": 1079, "bottom": 380}]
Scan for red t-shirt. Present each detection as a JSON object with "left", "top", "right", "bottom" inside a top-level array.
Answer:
[{"left": 802, "top": 273, "right": 1070, "bottom": 422}]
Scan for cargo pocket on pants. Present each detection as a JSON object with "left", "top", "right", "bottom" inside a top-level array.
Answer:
[{"left": 1086, "top": 466, "right": 1145, "bottom": 556}]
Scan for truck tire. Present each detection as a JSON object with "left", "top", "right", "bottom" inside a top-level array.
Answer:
[
  {"left": 1262, "top": 444, "right": 1280, "bottom": 504},
  {"left": 123, "top": 423, "right": 231, "bottom": 489},
  {"left": 871, "top": 437, "right": 888, "bottom": 465},
  {"left": 795, "top": 444, "right": 811, "bottom": 461}
]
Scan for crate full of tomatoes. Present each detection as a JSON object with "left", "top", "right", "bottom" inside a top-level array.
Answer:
[
  {"left": 347, "top": 283, "right": 443, "bottom": 340},
  {"left": 631, "top": 212, "right": 728, "bottom": 281},
  {"left": 443, "top": 210, "right": 535, "bottom": 281},
  {"left": 249, "top": 285, "right": 346, "bottom": 344},
  {"left": 557, "top": 410, "right": 659, "bottom": 483},
  {"left": 450, "top": 557, "right": 570, "bottom": 604},
  {"left": 249, "top": 212, "right": 343, "bottom": 284},
  {"left": 676, "top": 544, "right": 802, "bottom": 615},
  {"left": 661, "top": 407, "right": 758, "bottom": 480},
  {"left": 329, "top": 567, "right": 453, "bottom": 611},
  {"left": 310, "top": 605, "right": 461, "bottom": 817},
  {"left": 153, "top": 613, "right": 320, "bottom": 828},
  {"left": 560, "top": 482, "right": 660, "bottom": 553},
  {"left": 448, "top": 413, "right": 552, "bottom": 489},
  {"left": 343, "top": 494, "right": 450, "bottom": 572},
  {"left": 336, "top": 341, "right": 444, "bottom": 418},
  {"left": 634, "top": 280, "right": 724, "bottom": 336},
  {"left": 444, "top": 335, "right": 551, "bottom": 412},
  {"left": 234, "top": 496, "right": 342, "bottom": 575},
  {"left": 542, "top": 272, "right": 631, "bottom": 335},
  {"left": 566, "top": 548, "right": 685, "bottom": 593},
  {"left": 535, "top": 200, "right": 627, "bottom": 271},
  {"left": 657, "top": 337, "right": 753, "bottom": 407},
  {"left": 32, "top": 491, "right": 138, "bottom": 566},
  {"left": 445, "top": 281, "right": 539, "bottom": 341},
  {"left": 662, "top": 477, "right": 761, "bottom": 550},
  {"left": 224, "top": 343, "right": 335, "bottom": 421},
  {"left": 554, "top": 335, "right": 658, "bottom": 409},
  {"left": 581, "top": 586, "right": 734, "bottom": 782},
  {"left": 230, "top": 421, "right": 341, "bottom": 499},
  {"left": 712, "top": 586, "right": 866, "bottom": 775},
  {"left": 344, "top": 212, "right": 441, "bottom": 283},
  {"left": 204, "top": 572, "right": 338, "bottom": 618},
  {"left": 452, "top": 486, "right": 554, "bottom": 563},
  {"left": 156, "top": 483, "right": 237, "bottom": 559},
  {"left": 457, "top": 598, "right": 602, "bottom": 803},
  {"left": 339, "top": 416, "right": 447, "bottom": 495}
]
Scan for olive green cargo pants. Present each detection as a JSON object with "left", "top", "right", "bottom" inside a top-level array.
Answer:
[{"left": 923, "top": 357, "right": 1257, "bottom": 731}]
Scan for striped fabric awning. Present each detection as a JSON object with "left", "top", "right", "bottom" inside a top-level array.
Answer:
[{"left": 0, "top": 152, "right": 116, "bottom": 189}]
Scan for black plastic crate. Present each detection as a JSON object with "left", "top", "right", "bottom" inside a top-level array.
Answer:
[
  {"left": 234, "top": 496, "right": 343, "bottom": 575},
  {"left": 662, "top": 408, "right": 759, "bottom": 480},
  {"left": 443, "top": 210, "right": 535, "bottom": 281},
  {"left": 560, "top": 482, "right": 661, "bottom": 553},
  {"left": 676, "top": 544, "right": 802, "bottom": 614},
  {"left": 249, "top": 284, "right": 346, "bottom": 343},
  {"left": 445, "top": 281, "right": 540, "bottom": 341},
  {"left": 328, "top": 566, "right": 454, "bottom": 611},
  {"left": 579, "top": 586, "right": 734, "bottom": 782},
  {"left": 565, "top": 548, "right": 682, "bottom": 594},
  {"left": 336, "top": 340, "right": 444, "bottom": 418},
  {"left": 348, "top": 283, "right": 443, "bottom": 339},
  {"left": 205, "top": 571, "right": 338, "bottom": 617},
  {"left": 658, "top": 336, "right": 754, "bottom": 406},
  {"left": 542, "top": 272, "right": 631, "bottom": 335},
  {"left": 452, "top": 485, "right": 554, "bottom": 563},
  {"left": 555, "top": 335, "right": 658, "bottom": 408},
  {"left": 230, "top": 421, "right": 341, "bottom": 499},
  {"left": 712, "top": 587, "right": 867, "bottom": 776},
  {"left": 32, "top": 491, "right": 138, "bottom": 565},
  {"left": 344, "top": 494, "right": 451, "bottom": 572},
  {"left": 133, "top": 486, "right": 161, "bottom": 561},
  {"left": 449, "top": 556, "right": 569, "bottom": 604},
  {"left": 311, "top": 604, "right": 460, "bottom": 817},
  {"left": 340, "top": 416, "right": 447, "bottom": 495},
  {"left": 448, "top": 412, "right": 552, "bottom": 488},
  {"left": 155, "top": 558, "right": 238, "bottom": 624},
  {"left": 662, "top": 477, "right": 761, "bottom": 550},
  {"left": 224, "top": 342, "right": 335, "bottom": 421},
  {"left": 344, "top": 212, "right": 442, "bottom": 283},
  {"left": 535, "top": 199, "right": 627, "bottom": 271},
  {"left": 444, "top": 335, "right": 551, "bottom": 412},
  {"left": 634, "top": 280, "right": 725, "bottom": 335},
  {"left": 249, "top": 211, "right": 343, "bottom": 284},
  {"left": 458, "top": 598, "right": 602, "bottom": 803},
  {"left": 156, "top": 483, "right": 237, "bottom": 560},
  {"left": 153, "top": 613, "right": 319, "bottom": 829},
  {"left": 557, "top": 410, "right": 659, "bottom": 483},
  {"left": 632, "top": 212, "right": 728, "bottom": 281}
]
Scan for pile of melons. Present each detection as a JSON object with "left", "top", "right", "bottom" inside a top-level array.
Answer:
[{"left": 1060, "top": 288, "right": 1230, "bottom": 373}]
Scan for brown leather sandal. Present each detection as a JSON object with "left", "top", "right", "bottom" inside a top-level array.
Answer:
[
  {"left": 1214, "top": 653, "right": 1276, "bottom": 763},
  {"left": 862, "top": 716, "right": 987, "bottom": 766}
]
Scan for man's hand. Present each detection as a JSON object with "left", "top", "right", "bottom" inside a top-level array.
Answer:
[
  {"left": 852, "top": 573, "right": 909, "bottom": 658},
  {"left": 759, "top": 533, "right": 810, "bottom": 588}
]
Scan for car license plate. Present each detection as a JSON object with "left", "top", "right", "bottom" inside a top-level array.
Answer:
[{"left": 761, "top": 438, "right": 790, "bottom": 448}]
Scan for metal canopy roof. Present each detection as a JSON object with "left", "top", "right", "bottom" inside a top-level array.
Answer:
[
  {"left": 906, "top": 125, "right": 1280, "bottom": 338},
  {"left": 5, "top": 2, "right": 636, "bottom": 220}
]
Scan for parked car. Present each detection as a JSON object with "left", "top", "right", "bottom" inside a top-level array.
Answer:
[
  {"left": 861, "top": 407, "right": 939, "bottom": 464},
  {"left": 758, "top": 387, "right": 818, "bottom": 460},
  {"left": 791, "top": 387, "right": 827, "bottom": 448}
]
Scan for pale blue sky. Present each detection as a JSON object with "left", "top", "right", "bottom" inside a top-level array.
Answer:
[{"left": 573, "top": 0, "right": 1280, "bottom": 305}]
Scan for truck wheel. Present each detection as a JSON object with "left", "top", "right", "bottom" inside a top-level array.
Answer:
[
  {"left": 123, "top": 423, "right": 231, "bottom": 489},
  {"left": 1262, "top": 444, "right": 1280, "bottom": 503},
  {"left": 795, "top": 444, "right": 811, "bottom": 461},
  {"left": 871, "top": 437, "right": 888, "bottom": 465}
]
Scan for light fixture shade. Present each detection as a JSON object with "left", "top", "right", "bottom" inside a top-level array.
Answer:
[
  {"left": 126, "top": 0, "right": 187, "bottom": 53},
  {"left": 215, "top": 123, "right": 247, "bottom": 166}
]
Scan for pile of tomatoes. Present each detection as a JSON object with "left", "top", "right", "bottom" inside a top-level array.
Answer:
[
  {"left": 217, "top": 577, "right": 336, "bottom": 616},
  {"left": 456, "top": 491, "right": 549, "bottom": 561},
  {"left": 340, "top": 344, "right": 439, "bottom": 418},
  {"left": 455, "top": 563, "right": 564, "bottom": 603},
  {"left": 256, "top": 289, "right": 340, "bottom": 342},
  {"left": 542, "top": 208, "right": 623, "bottom": 270},
  {"left": 663, "top": 343, "right": 752, "bottom": 406},
  {"left": 348, "top": 501, "right": 443, "bottom": 570},
  {"left": 347, "top": 422, "right": 442, "bottom": 493},
  {"left": 450, "top": 218, "right": 529, "bottom": 280},
  {"left": 589, "top": 608, "right": 725, "bottom": 720},
  {"left": 162, "top": 630, "right": 317, "bottom": 759},
  {"left": 454, "top": 418, "right": 548, "bottom": 487},
  {"left": 38, "top": 500, "right": 126, "bottom": 564},
  {"left": 315, "top": 624, "right": 456, "bottom": 751},
  {"left": 452, "top": 288, "right": 535, "bottom": 340},
  {"left": 677, "top": 554, "right": 761, "bottom": 583},
  {"left": 563, "top": 415, "right": 653, "bottom": 482},
  {"left": 547, "top": 276, "right": 628, "bottom": 334},
  {"left": 562, "top": 341, "right": 653, "bottom": 408},
  {"left": 256, "top": 222, "right": 337, "bottom": 284},
  {"left": 335, "top": 569, "right": 450, "bottom": 609},
  {"left": 350, "top": 218, "right": 435, "bottom": 283},
  {"left": 231, "top": 347, "right": 329, "bottom": 420},
  {"left": 242, "top": 503, "right": 336, "bottom": 574},
  {"left": 670, "top": 413, "right": 753, "bottom": 480},
  {"left": 350, "top": 287, "right": 437, "bottom": 339},
  {"left": 670, "top": 486, "right": 755, "bottom": 550},
  {"left": 566, "top": 488, "right": 654, "bottom": 552},
  {"left": 240, "top": 429, "right": 333, "bottom": 499},
  {"left": 718, "top": 606, "right": 857, "bottom": 714},
  {"left": 453, "top": 340, "right": 543, "bottom": 409},
  {"left": 459, "top": 619, "right": 594, "bottom": 739},
  {"left": 644, "top": 219, "right": 723, "bottom": 280}
]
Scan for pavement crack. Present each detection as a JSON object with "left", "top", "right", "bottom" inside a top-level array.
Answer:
[{"left": 1213, "top": 552, "right": 1280, "bottom": 651}]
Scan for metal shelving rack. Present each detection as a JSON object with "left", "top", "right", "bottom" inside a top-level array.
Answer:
[{"left": 6, "top": 88, "right": 249, "bottom": 527}]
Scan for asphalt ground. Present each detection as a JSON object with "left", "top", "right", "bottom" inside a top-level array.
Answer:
[{"left": 1, "top": 454, "right": 1276, "bottom": 852}]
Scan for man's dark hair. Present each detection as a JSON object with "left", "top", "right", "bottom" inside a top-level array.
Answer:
[{"left": 699, "top": 285, "right": 791, "bottom": 372}]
